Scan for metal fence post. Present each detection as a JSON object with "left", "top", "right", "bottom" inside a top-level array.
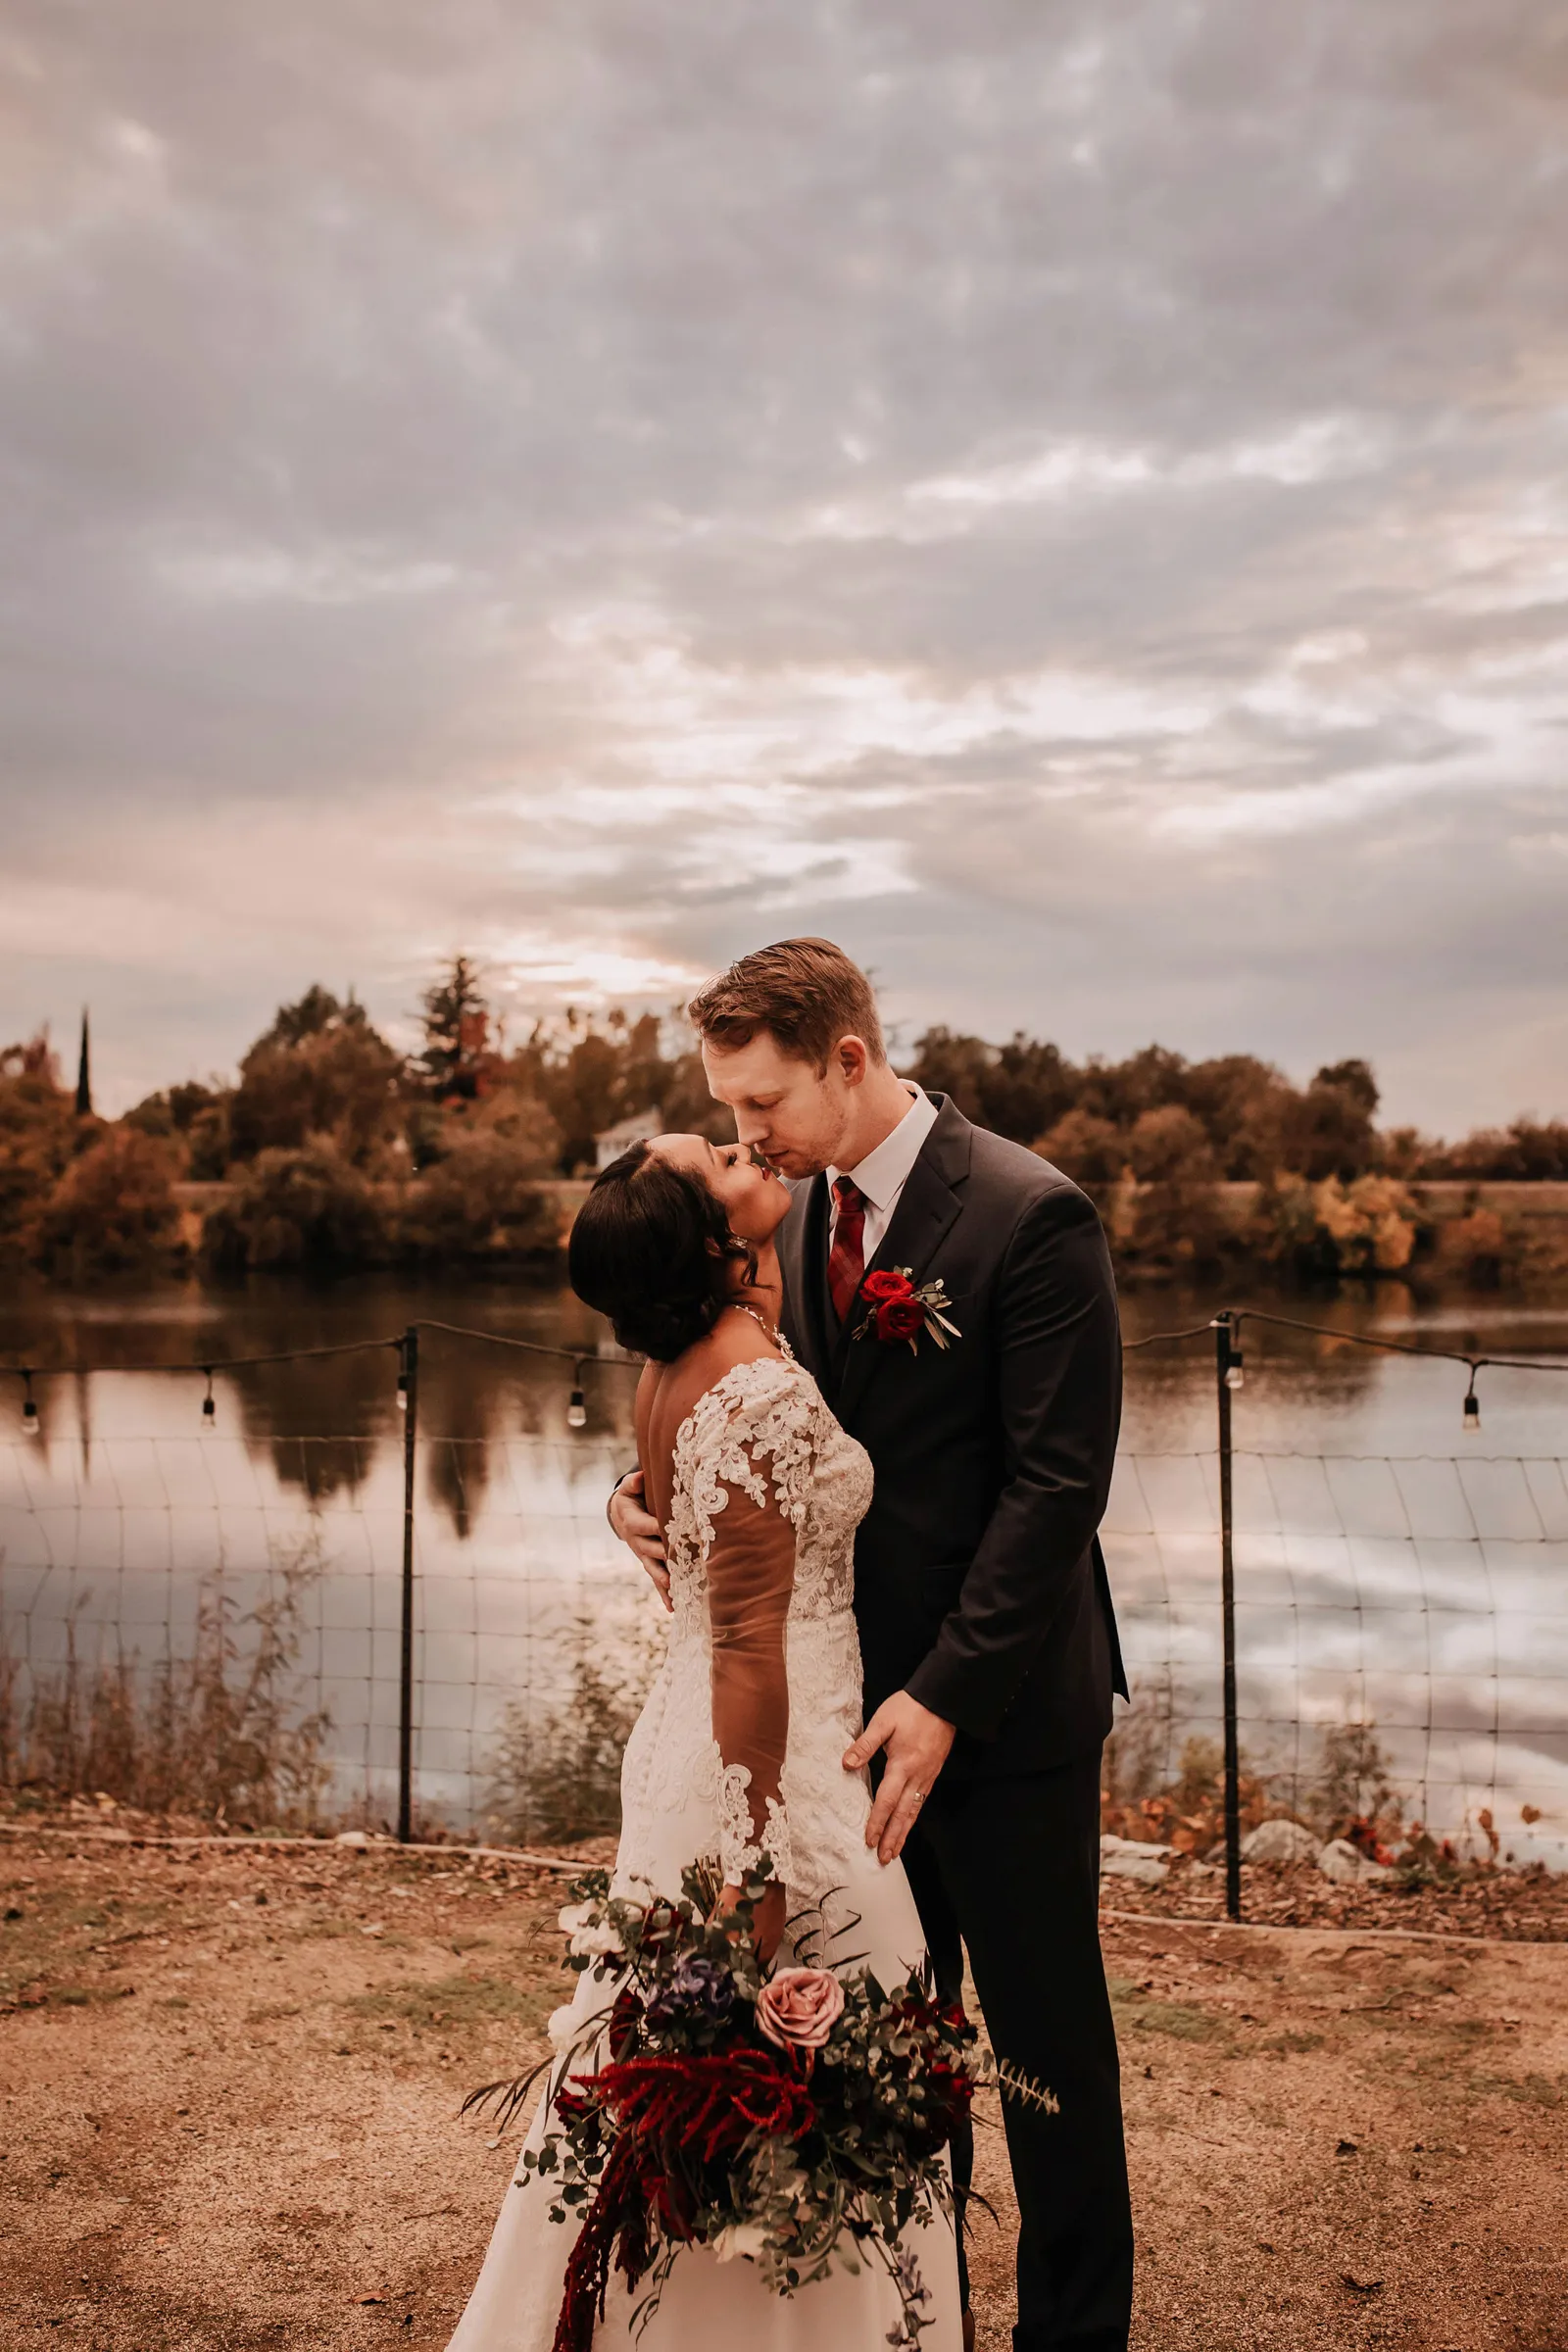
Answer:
[
  {"left": 397, "top": 1325, "right": 419, "bottom": 1843},
  {"left": 1215, "top": 1311, "right": 1242, "bottom": 1921}
]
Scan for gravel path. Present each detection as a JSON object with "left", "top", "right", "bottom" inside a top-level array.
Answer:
[{"left": 3, "top": 1825, "right": 1565, "bottom": 2350}]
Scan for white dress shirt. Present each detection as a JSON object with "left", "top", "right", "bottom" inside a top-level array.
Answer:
[{"left": 825, "top": 1083, "right": 940, "bottom": 1265}]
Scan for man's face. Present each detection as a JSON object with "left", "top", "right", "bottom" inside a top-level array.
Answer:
[{"left": 701, "top": 1031, "right": 855, "bottom": 1179}]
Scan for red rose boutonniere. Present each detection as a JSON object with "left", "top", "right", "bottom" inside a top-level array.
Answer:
[{"left": 853, "top": 1267, "right": 961, "bottom": 1354}]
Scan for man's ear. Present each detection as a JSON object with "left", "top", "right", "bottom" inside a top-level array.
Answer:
[{"left": 836, "top": 1035, "right": 870, "bottom": 1087}]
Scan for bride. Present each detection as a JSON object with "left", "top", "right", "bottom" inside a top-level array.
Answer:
[{"left": 447, "top": 1132, "right": 962, "bottom": 2352}]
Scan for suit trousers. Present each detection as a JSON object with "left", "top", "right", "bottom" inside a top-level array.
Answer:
[{"left": 897, "top": 1749, "right": 1134, "bottom": 2352}]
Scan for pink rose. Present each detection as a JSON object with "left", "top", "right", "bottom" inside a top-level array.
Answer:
[{"left": 755, "top": 1967, "right": 845, "bottom": 2060}]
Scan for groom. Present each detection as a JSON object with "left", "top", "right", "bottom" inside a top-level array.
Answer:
[{"left": 611, "top": 938, "right": 1134, "bottom": 2352}]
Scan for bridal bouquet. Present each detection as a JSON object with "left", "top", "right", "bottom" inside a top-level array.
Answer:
[{"left": 467, "top": 1860, "right": 1001, "bottom": 2352}]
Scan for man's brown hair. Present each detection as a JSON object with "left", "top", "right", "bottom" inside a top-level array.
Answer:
[{"left": 687, "top": 939, "right": 886, "bottom": 1071}]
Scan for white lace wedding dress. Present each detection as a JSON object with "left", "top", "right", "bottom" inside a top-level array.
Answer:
[{"left": 447, "top": 1352, "right": 961, "bottom": 2351}]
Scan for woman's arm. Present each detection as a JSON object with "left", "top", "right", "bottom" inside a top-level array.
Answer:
[{"left": 707, "top": 1450, "right": 797, "bottom": 1960}]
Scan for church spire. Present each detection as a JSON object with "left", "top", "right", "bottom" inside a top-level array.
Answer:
[{"left": 75, "top": 1007, "right": 92, "bottom": 1117}]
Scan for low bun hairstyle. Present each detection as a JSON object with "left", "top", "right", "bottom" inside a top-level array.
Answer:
[{"left": 567, "top": 1143, "right": 755, "bottom": 1362}]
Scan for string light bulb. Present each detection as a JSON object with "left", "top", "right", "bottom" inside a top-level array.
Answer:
[
  {"left": 201, "top": 1369, "right": 216, "bottom": 1431},
  {"left": 1463, "top": 1374, "right": 1481, "bottom": 1433},
  {"left": 1225, "top": 1347, "right": 1245, "bottom": 1393},
  {"left": 22, "top": 1372, "right": 39, "bottom": 1437},
  {"left": 566, "top": 1363, "right": 588, "bottom": 1431},
  {"left": 396, "top": 1364, "right": 409, "bottom": 1413}
]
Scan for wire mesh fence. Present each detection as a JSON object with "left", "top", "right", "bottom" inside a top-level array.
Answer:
[{"left": 3, "top": 1313, "right": 1567, "bottom": 1885}]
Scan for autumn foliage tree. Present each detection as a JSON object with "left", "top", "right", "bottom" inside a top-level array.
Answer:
[
  {"left": 229, "top": 988, "right": 403, "bottom": 1166},
  {"left": 0, "top": 1034, "right": 75, "bottom": 1267},
  {"left": 29, "top": 1126, "right": 181, "bottom": 1279}
]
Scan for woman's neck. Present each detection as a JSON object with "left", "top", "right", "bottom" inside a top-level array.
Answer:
[{"left": 728, "top": 1238, "right": 783, "bottom": 1331}]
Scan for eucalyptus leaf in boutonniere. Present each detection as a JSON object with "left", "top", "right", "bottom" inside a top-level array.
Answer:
[{"left": 853, "top": 1267, "right": 961, "bottom": 1354}]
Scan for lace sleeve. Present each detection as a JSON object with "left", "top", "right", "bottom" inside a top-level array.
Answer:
[
  {"left": 708, "top": 1451, "right": 795, "bottom": 1886},
  {"left": 679, "top": 1362, "right": 817, "bottom": 1887}
]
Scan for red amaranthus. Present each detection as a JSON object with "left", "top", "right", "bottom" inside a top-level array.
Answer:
[{"left": 469, "top": 1864, "right": 1027, "bottom": 2352}]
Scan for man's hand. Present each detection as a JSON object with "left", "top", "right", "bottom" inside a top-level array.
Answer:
[
  {"left": 843, "top": 1691, "right": 956, "bottom": 1865},
  {"left": 608, "top": 1471, "right": 670, "bottom": 1612}
]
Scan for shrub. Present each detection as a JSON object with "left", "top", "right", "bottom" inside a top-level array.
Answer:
[
  {"left": 1432, "top": 1203, "right": 1520, "bottom": 1288},
  {"left": 203, "top": 1142, "right": 391, "bottom": 1273},
  {"left": 0, "top": 1541, "right": 330, "bottom": 1827},
  {"left": 1248, "top": 1171, "right": 1423, "bottom": 1280},
  {"left": 481, "top": 1618, "right": 657, "bottom": 1844},
  {"left": 398, "top": 1127, "right": 559, "bottom": 1263},
  {"left": 0, "top": 1036, "right": 75, "bottom": 1266},
  {"left": 29, "top": 1126, "right": 182, "bottom": 1279}
]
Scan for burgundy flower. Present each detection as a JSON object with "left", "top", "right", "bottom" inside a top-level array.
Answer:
[
  {"left": 876, "top": 1293, "right": 927, "bottom": 1344},
  {"left": 861, "top": 1269, "right": 914, "bottom": 1303}
]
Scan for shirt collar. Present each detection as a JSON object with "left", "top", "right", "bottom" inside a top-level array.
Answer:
[{"left": 828, "top": 1083, "right": 938, "bottom": 1213}]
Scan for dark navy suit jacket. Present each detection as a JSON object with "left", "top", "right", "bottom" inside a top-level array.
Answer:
[{"left": 777, "top": 1094, "right": 1127, "bottom": 1778}]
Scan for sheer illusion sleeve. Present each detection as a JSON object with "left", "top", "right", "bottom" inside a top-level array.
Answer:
[
  {"left": 708, "top": 1458, "right": 797, "bottom": 1886},
  {"left": 674, "top": 1361, "right": 818, "bottom": 1888}
]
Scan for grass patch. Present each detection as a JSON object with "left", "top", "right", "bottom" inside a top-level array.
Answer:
[
  {"left": 343, "top": 1970, "right": 552, "bottom": 2037},
  {"left": 1109, "top": 1978, "right": 1228, "bottom": 2042},
  {"left": 247, "top": 2001, "right": 302, "bottom": 2024},
  {"left": 1135, "top": 1999, "right": 1227, "bottom": 2043},
  {"left": 1468, "top": 2070, "right": 1563, "bottom": 2110},
  {"left": 1261, "top": 2030, "right": 1326, "bottom": 2055},
  {"left": 1, "top": 1890, "right": 171, "bottom": 2002}
]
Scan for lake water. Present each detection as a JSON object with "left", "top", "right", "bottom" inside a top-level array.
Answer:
[{"left": 3, "top": 1273, "right": 1567, "bottom": 1860}]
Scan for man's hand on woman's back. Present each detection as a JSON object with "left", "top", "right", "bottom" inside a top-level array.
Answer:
[{"left": 609, "top": 1470, "right": 672, "bottom": 1611}]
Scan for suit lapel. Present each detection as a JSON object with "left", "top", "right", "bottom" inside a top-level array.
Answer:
[{"left": 833, "top": 1099, "right": 970, "bottom": 1424}]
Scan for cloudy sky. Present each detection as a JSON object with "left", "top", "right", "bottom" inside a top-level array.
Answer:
[{"left": 2, "top": 2, "right": 1566, "bottom": 1130}]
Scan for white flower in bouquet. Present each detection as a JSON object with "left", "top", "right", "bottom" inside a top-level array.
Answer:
[
  {"left": 547, "top": 2005, "right": 579, "bottom": 2049},
  {"left": 711, "top": 2221, "right": 770, "bottom": 2265},
  {"left": 557, "top": 1900, "right": 623, "bottom": 1960}
]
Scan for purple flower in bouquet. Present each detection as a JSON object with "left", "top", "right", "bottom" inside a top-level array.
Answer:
[{"left": 644, "top": 1951, "right": 738, "bottom": 2031}]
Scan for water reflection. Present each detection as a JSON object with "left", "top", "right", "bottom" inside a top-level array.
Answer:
[{"left": 3, "top": 1272, "right": 1567, "bottom": 1851}]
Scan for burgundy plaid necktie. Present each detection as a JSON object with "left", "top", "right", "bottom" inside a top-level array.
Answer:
[{"left": 827, "top": 1176, "right": 867, "bottom": 1324}]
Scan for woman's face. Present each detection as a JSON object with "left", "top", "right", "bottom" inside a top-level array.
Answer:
[{"left": 648, "top": 1133, "right": 790, "bottom": 1244}]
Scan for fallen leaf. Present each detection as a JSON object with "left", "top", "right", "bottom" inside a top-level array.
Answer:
[
  {"left": 1341, "top": 2275, "right": 1384, "bottom": 2297},
  {"left": 1336, "top": 2137, "right": 1358, "bottom": 2155}
]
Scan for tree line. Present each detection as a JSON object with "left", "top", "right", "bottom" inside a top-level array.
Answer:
[{"left": 1, "top": 960, "right": 1563, "bottom": 1284}]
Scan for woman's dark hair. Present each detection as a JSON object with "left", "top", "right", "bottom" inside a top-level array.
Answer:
[{"left": 568, "top": 1142, "right": 753, "bottom": 1361}]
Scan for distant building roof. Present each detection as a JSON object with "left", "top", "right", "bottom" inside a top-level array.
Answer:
[{"left": 594, "top": 1109, "right": 661, "bottom": 1169}]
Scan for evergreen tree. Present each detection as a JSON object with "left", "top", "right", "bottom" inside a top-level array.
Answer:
[
  {"left": 74, "top": 1008, "right": 92, "bottom": 1117},
  {"left": 418, "top": 956, "right": 490, "bottom": 1100}
]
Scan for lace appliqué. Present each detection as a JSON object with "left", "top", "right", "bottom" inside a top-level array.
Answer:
[
  {"left": 713, "top": 1758, "right": 794, "bottom": 1887},
  {"left": 665, "top": 1358, "right": 818, "bottom": 1589},
  {"left": 617, "top": 1353, "right": 876, "bottom": 1908}
]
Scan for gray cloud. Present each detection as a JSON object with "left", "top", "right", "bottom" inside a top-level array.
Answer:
[{"left": 2, "top": 0, "right": 1566, "bottom": 1125}]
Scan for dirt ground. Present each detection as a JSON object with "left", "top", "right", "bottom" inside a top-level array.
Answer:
[{"left": 4, "top": 1823, "right": 1567, "bottom": 2352}]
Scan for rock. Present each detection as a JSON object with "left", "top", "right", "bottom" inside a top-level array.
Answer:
[
  {"left": 1242, "top": 1819, "right": 1322, "bottom": 1866},
  {"left": 335, "top": 1829, "right": 370, "bottom": 1850},
  {"left": 1102, "top": 1851, "right": 1170, "bottom": 1886},
  {"left": 1100, "top": 1836, "right": 1172, "bottom": 1886},
  {"left": 1317, "top": 1838, "right": 1392, "bottom": 1885}
]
